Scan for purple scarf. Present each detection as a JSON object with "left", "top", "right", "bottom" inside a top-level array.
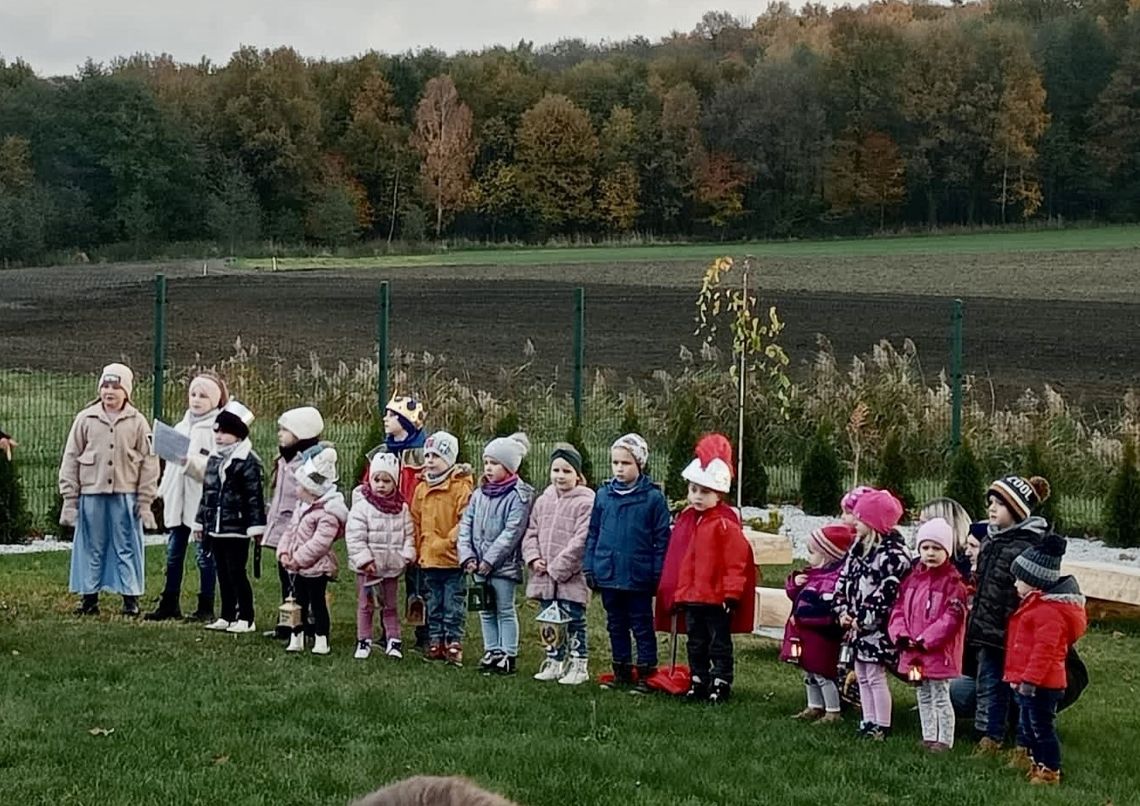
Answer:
[
  {"left": 362, "top": 484, "right": 404, "bottom": 515},
  {"left": 481, "top": 473, "right": 519, "bottom": 499}
]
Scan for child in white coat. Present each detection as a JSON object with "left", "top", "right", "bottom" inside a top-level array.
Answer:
[{"left": 347, "top": 452, "right": 416, "bottom": 660}]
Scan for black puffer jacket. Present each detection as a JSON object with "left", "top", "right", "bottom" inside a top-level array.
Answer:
[
  {"left": 966, "top": 516, "right": 1047, "bottom": 649},
  {"left": 195, "top": 440, "right": 267, "bottom": 540}
]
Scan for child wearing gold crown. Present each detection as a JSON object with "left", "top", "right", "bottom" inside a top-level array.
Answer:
[{"left": 655, "top": 434, "right": 755, "bottom": 703}]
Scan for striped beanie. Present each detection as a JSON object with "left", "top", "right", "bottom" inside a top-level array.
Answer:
[
  {"left": 1012, "top": 533, "right": 1067, "bottom": 590},
  {"left": 808, "top": 524, "right": 857, "bottom": 562},
  {"left": 988, "top": 475, "right": 1051, "bottom": 522}
]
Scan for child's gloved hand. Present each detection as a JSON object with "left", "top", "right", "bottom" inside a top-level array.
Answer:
[
  {"left": 895, "top": 635, "right": 911, "bottom": 650},
  {"left": 1017, "top": 682, "right": 1037, "bottom": 697}
]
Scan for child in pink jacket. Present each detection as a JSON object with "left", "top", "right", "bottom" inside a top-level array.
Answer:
[
  {"left": 347, "top": 452, "right": 416, "bottom": 661},
  {"left": 277, "top": 445, "right": 347, "bottom": 656},
  {"left": 888, "top": 517, "right": 969, "bottom": 751}
]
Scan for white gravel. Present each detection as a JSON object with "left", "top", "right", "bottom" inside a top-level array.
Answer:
[
  {"left": 741, "top": 505, "right": 1140, "bottom": 568},
  {"left": 0, "top": 534, "right": 169, "bottom": 555}
]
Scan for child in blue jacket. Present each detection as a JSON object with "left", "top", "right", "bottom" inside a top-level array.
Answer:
[{"left": 584, "top": 434, "right": 672, "bottom": 693}]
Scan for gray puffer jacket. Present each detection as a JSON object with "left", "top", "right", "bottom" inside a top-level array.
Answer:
[{"left": 457, "top": 479, "right": 535, "bottom": 582}]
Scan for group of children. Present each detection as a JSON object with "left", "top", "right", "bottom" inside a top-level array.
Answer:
[
  {"left": 58, "top": 363, "right": 1088, "bottom": 784},
  {"left": 780, "top": 479, "right": 1087, "bottom": 785}
]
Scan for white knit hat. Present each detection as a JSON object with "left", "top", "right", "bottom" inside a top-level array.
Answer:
[
  {"left": 369, "top": 451, "right": 400, "bottom": 482},
  {"left": 278, "top": 406, "right": 324, "bottom": 441},
  {"left": 295, "top": 446, "right": 339, "bottom": 496},
  {"left": 484, "top": 432, "right": 530, "bottom": 474},
  {"left": 99, "top": 363, "right": 134, "bottom": 400},
  {"left": 424, "top": 431, "right": 459, "bottom": 469}
]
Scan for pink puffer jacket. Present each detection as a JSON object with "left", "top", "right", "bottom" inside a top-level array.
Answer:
[
  {"left": 276, "top": 491, "right": 348, "bottom": 579},
  {"left": 346, "top": 486, "right": 415, "bottom": 578},
  {"left": 521, "top": 484, "right": 595, "bottom": 605}
]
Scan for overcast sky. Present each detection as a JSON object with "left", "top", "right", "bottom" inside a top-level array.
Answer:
[{"left": 1, "top": 1, "right": 778, "bottom": 77}]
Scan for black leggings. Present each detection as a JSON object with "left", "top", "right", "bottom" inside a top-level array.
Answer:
[
  {"left": 294, "top": 575, "right": 330, "bottom": 637},
  {"left": 213, "top": 538, "right": 253, "bottom": 623}
]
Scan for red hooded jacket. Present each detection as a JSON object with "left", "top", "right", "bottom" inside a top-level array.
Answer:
[
  {"left": 655, "top": 503, "right": 756, "bottom": 634},
  {"left": 1003, "top": 577, "right": 1087, "bottom": 690}
]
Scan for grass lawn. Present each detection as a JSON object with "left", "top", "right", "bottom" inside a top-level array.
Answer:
[
  {"left": 2, "top": 546, "right": 1137, "bottom": 806},
  {"left": 233, "top": 225, "right": 1140, "bottom": 271}
]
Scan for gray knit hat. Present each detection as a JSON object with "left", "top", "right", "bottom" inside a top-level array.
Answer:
[
  {"left": 1012, "top": 534, "right": 1067, "bottom": 590},
  {"left": 484, "top": 432, "right": 530, "bottom": 474}
]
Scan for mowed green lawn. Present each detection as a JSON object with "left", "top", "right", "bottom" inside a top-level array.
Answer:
[
  {"left": 2, "top": 546, "right": 1137, "bottom": 806},
  {"left": 234, "top": 225, "right": 1140, "bottom": 271}
]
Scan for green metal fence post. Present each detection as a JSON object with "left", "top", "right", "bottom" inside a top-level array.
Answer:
[
  {"left": 950, "top": 298, "right": 964, "bottom": 452},
  {"left": 573, "top": 287, "right": 585, "bottom": 426},
  {"left": 152, "top": 273, "right": 167, "bottom": 423},
  {"left": 378, "top": 281, "right": 390, "bottom": 411}
]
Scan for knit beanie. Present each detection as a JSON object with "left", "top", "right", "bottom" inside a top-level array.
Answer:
[
  {"left": 296, "top": 445, "right": 339, "bottom": 496},
  {"left": 189, "top": 373, "right": 227, "bottom": 410},
  {"left": 916, "top": 517, "right": 955, "bottom": 556},
  {"left": 484, "top": 432, "right": 530, "bottom": 474},
  {"left": 1012, "top": 533, "right": 1067, "bottom": 590},
  {"left": 988, "top": 475, "right": 1051, "bottom": 523},
  {"left": 841, "top": 485, "right": 875, "bottom": 514},
  {"left": 385, "top": 395, "right": 426, "bottom": 433},
  {"left": 611, "top": 433, "right": 649, "bottom": 469},
  {"left": 99, "top": 363, "right": 134, "bottom": 400},
  {"left": 278, "top": 406, "right": 325, "bottom": 442},
  {"left": 214, "top": 400, "right": 254, "bottom": 440},
  {"left": 550, "top": 443, "right": 585, "bottom": 481},
  {"left": 369, "top": 451, "right": 401, "bottom": 482},
  {"left": 852, "top": 489, "right": 904, "bottom": 536},
  {"left": 808, "top": 524, "right": 857, "bottom": 562},
  {"left": 424, "top": 431, "right": 459, "bottom": 469}
]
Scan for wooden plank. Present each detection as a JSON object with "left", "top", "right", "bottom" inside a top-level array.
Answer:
[
  {"left": 743, "top": 528, "right": 794, "bottom": 566},
  {"left": 754, "top": 586, "right": 792, "bottom": 631},
  {"left": 1061, "top": 560, "right": 1140, "bottom": 608}
]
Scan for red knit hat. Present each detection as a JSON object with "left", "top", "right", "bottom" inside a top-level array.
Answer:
[
  {"left": 808, "top": 524, "right": 857, "bottom": 562},
  {"left": 852, "top": 489, "right": 905, "bottom": 535}
]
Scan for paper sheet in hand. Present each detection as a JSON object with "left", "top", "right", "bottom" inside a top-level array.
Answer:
[{"left": 153, "top": 420, "right": 190, "bottom": 463}]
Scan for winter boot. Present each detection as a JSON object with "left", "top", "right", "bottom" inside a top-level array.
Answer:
[
  {"left": 973, "top": 736, "right": 1004, "bottom": 756},
  {"left": 816, "top": 711, "right": 843, "bottom": 725},
  {"left": 601, "top": 662, "right": 633, "bottom": 689},
  {"left": 286, "top": 632, "right": 305, "bottom": 653},
  {"left": 121, "top": 596, "right": 141, "bottom": 617},
  {"left": 685, "top": 675, "right": 709, "bottom": 701},
  {"left": 311, "top": 635, "right": 331, "bottom": 655},
  {"left": 708, "top": 678, "right": 732, "bottom": 704},
  {"left": 534, "top": 658, "right": 567, "bottom": 682},
  {"left": 385, "top": 639, "right": 403, "bottom": 659},
  {"left": 792, "top": 707, "right": 825, "bottom": 721},
  {"left": 446, "top": 642, "right": 464, "bottom": 667},
  {"left": 424, "top": 641, "right": 446, "bottom": 662},
  {"left": 1006, "top": 746, "right": 1034, "bottom": 772},
  {"left": 630, "top": 665, "right": 657, "bottom": 695},
  {"left": 354, "top": 639, "right": 373, "bottom": 660},
  {"left": 186, "top": 594, "right": 214, "bottom": 623},
  {"left": 559, "top": 657, "right": 590, "bottom": 686},
  {"left": 1029, "top": 766, "right": 1061, "bottom": 786},
  {"left": 225, "top": 619, "right": 256, "bottom": 634},
  {"left": 75, "top": 594, "right": 100, "bottom": 616},
  {"left": 490, "top": 654, "right": 517, "bottom": 676},
  {"left": 144, "top": 593, "right": 181, "bottom": 621}
]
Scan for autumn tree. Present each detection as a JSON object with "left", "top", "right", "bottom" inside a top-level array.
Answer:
[
  {"left": 1090, "top": 14, "right": 1140, "bottom": 218},
  {"left": 413, "top": 75, "right": 475, "bottom": 238},
  {"left": 826, "top": 130, "right": 906, "bottom": 229},
  {"left": 597, "top": 106, "right": 641, "bottom": 232},
  {"left": 341, "top": 71, "right": 411, "bottom": 239},
  {"left": 695, "top": 151, "right": 748, "bottom": 233},
  {"left": 516, "top": 93, "right": 599, "bottom": 233}
]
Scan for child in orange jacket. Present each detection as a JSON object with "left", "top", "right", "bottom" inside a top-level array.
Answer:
[
  {"left": 657, "top": 435, "right": 755, "bottom": 703},
  {"left": 1004, "top": 535, "right": 1087, "bottom": 786}
]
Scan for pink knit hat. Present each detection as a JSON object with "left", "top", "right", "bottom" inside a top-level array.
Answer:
[
  {"left": 841, "top": 485, "right": 875, "bottom": 514},
  {"left": 808, "top": 524, "right": 857, "bottom": 562},
  {"left": 916, "top": 517, "right": 954, "bottom": 556},
  {"left": 852, "top": 489, "right": 904, "bottom": 535}
]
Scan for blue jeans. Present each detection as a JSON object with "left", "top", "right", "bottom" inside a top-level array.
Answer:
[
  {"left": 539, "top": 599, "right": 588, "bottom": 660},
  {"left": 600, "top": 588, "right": 656, "bottom": 667},
  {"left": 423, "top": 569, "right": 465, "bottom": 643},
  {"left": 478, "top": 576, "right": 520, "bottom": 657},
  {"left": 1017, "top": 688, "right": 1065, "bottom": 771},
  {"left": 975, "top": 646, "right": 1018, "bottom": 742},
  {"left": 162, "top": 525, "right": 216, "bottom": 600}
]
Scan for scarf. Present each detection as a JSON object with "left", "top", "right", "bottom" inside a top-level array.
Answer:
[
  {"left": 424, "top": 465, "right": 458, "bottom": 488},
  {"left": 187, "top": 409, "right": 216, "bottom": 427},
  {"left": 280, "top": 436, "right": 320, "bottom": 463},
  {"left": 482, "top": 473, "right": 519, "bottom": 499},
  {"left": 363, "top": 484, "right": 404, "bottom": 515},
  {"left": 386, "top": 427, "right": 426, "bottom": 454},
  {"left": 215, "top": 441, "right": 239, "bottom": 461},
  {"left": 611, "top": 477, "right": 641, "bottom": 496}
]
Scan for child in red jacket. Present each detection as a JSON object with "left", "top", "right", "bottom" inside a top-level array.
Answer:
[
  {"left": 658, "top": 434, "right": 755, "bottom": 704},
  {"left": 1004, "top": 535, "right": 1087, "bottom": 786}
]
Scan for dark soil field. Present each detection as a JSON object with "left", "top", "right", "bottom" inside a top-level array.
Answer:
[{"left": 3, "top": 252, "right": 1139, "bottom": 406}]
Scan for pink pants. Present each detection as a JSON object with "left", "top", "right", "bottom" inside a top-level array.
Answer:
[
  {"left": 855, "top": 660, "right": 893, "bottom": 728},
  {"left": 357, "top": 574, "right": 400, "bottom": 643}
]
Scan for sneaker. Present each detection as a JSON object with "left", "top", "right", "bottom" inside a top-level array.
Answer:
[
  {"left": 601, "top": 662, "right": 633, "bottom": 689},
  {"left": 121, "top": 596, "right": 141, "bottom": 617},
  {"left": 865, "top": 725, "right": 891, "bottom": 741},
  {"left": 928, "top": 742, "right": 952, "bottom": 753},
  {"left": 143, "top": 595, "right": 181, "bottom": 621},
  {"left": 204, "top": 618, "right": 232, "bottom": 631},
  {"left": 685, "top": 676, "right": 709, "bottom": 702},
  {"left": 478, "top": 650, "right": 501, "bottom": 671},
  {"left": 424, "top": 642, "right": 445, "bottom": 662},
  {"left": 385, "top": 639, "right": 403, "bottom": 659},
  {"left": 286, "top": 633, "right": 305, "bottom": 653},
  {"left": 354, "top": 639, "right": 373, "bottom": 660},
  {"left": 225, "top": 620, "right": 256, "bottom": 634},
  {"left": 1029, "top": 766, "right": 1061, "bottom": 786},
  {"left": 792, "top": 707, "right": 825, "bottom": 721},
  {"left": 446, "top": 642, "right": 463, "bottom": 667},
  {"left": 816, "top": 711, "right": 843, "bottom": 725},
  {"left": 708, "top": 678, "right": 732, "bottom": 704},
  {"left": 534, "top": 658, "right": 567, "bottom": 682},
  {"left": 312, "top": 635, "right": 330, "bottom": 655},
  {"left": 558, "top": 657, "right": 590, "bottom": 686},
  {"left": 857, "top": 721, "right": 874, "bottom": 737},
  {"left": 490, "top": 655, "right": 516, "bottom": 676},
  {"left": 1006, "top": 747, "right": 1034, "bottom": 771},
  {"left": 973, "top": 737, "right": 1004, "bottom": 757},
  {"left": 74, "top": 594, "right": 100, "bottom": 616},
  {"left": 630, "top": 665, "right": 656, "bottom": 695}
]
